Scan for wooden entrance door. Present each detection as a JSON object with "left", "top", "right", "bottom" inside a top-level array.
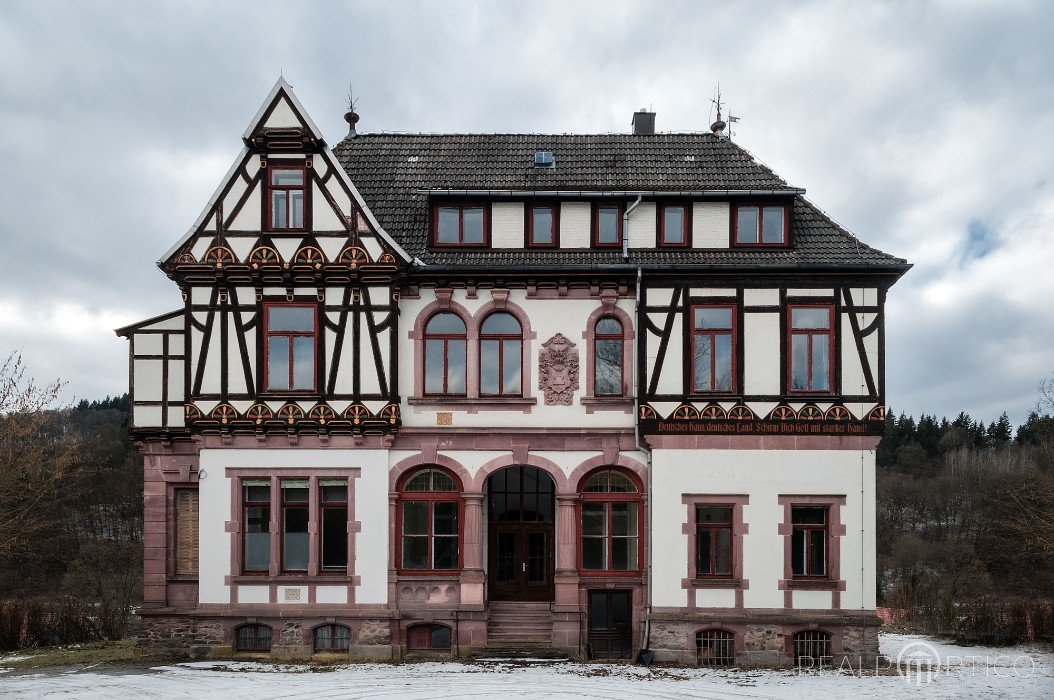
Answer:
[{"left": 487, "top": 466, "right": 555, "bottom": 601}]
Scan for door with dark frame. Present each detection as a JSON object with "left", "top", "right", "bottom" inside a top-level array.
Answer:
[
  {"left": 487, "top": 466, "right": 555, "bottom": 601},
  {"left": 588, "top": 589, "right": 632, "bottom": 659}
]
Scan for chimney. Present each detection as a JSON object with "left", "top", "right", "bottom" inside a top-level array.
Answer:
[{"left": 631, "top": 109, "right": 655, "bottom": 135}]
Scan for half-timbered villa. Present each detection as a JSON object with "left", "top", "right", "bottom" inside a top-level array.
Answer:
[{"left": 118, "top": 78, "right": 909, "bottom": 665}]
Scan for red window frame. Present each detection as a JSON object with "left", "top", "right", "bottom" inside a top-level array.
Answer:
[
  {"left": 593, "top": 316, "right": 624, "bottom": 397},
  {"left": 577, "top": 469, "right": 644, "bottom": 576},
  {"left": 431, "top": 202, "right": 490, "bottom": 247},
  {"left": 731, "top": 202, "right": 790, "bottom": 246},
  {"left": 266, "top": 164, "right": 308, "bottom": 231},
  {"left": 787, "top": 304, "right": 835, "bottom": 395},
  {"left": 591, "top": 202, "right": 625, "bottom": 248},
  {"left": 280, "top": 479, "right": 309, "bottom": 573},
  {"left": 526, "top": 201, "right": 559, "bottom": 247},
  {"left": 423, "top": 312, "right": 468, "bottom": 396},
  {"left": 695, "top": 504, "right": 734, "bottom": 578},
  {"left": 396, "top": 468, "right": 464, "bottom": 575},
  {"left": 658, "top": 202, "right": 690, "bottom": 247},
  {"left": 241, "top": 480, "right": 270, "bottom": 575},
  {"left": 791, "top": 506, "right": 829, "bottom": 579},
  {"left": 689, "top": 304, "right": 738, "bottom": 394},
  {"left": 318, "top": 479, "right": 349, "bottom": 573},
  {"left": 478, "top": 312, "right": 523, "bottom": 397},
  {"left": 262, "top": 302, "right": 318, "bottom": 394}
]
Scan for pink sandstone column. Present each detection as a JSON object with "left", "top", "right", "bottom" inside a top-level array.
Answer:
[
  {"left": 554, "top": 494, "right": 580, "bottom": 605},
  {"left": 460, "top": 492, "right": 485, "bottom": 606}
]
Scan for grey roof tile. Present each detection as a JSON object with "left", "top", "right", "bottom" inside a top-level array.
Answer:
[{"left": 333, "top": 133, "right": 907, "bottom": 270}]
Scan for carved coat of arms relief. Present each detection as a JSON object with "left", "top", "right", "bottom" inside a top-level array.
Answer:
[{"left": 538, "top": 333, "right": 579, "bottom": 405}]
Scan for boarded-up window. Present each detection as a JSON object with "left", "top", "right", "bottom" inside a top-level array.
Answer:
[{"left": 174, "top": 488, "right": 199, "bottom": 576}]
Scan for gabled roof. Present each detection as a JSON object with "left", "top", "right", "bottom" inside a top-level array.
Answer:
[
  {"left": 334, "top": 133, "right": 908, "bottom": 270},
  {"left": 159, "top": 78, "right": 411, "bottom": 267}
]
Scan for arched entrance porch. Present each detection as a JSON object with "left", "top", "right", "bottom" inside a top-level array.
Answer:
[{"left": 486, "top": 465, "right": 556, "bottom": 601}]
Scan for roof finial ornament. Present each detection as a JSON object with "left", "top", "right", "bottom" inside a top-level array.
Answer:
[
  {"left": 710, "top": 83, "right": 727, "bottom": 138},
  {"left": 344, "top": 84, "right": 360, "bottom": 138}
]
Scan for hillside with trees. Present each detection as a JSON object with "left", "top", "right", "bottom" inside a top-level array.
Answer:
[
  {"left": 0, "top": 350, "right": 1052, "bottom": 648},
  {"left": 877, "top": 408, "right": 1054, "bottom": 642}
]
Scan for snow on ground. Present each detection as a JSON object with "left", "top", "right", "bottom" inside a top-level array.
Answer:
[{"left": 0, "top": 634, "right": 1051, "bottom": 699}]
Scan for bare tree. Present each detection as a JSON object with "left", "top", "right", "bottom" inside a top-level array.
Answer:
[
  {"left": 0, "top": 353, "right": 80, "bottom": 558},
  {"left": 1039, "top": 372, "right": 1054, "bottom": 415}
]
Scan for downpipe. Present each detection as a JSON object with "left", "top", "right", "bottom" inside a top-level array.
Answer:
[{"left": 632, "top": 263, "right": 655, "bottom": 661}]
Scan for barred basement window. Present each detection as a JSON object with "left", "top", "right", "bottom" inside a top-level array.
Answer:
[
  {"left": 173, "top": 488, "right": 199, "bottom": 576},
  {"left": 313, "top": 624, "right": 351, "bottom": 652},
  {"left": 407, "top": 623, "right": 452, "bottom": 651},
  {"left": 792, "top": 630, "right": 832, "bottom": 667},
  {"left": 235, "top": 624, "right": 273, "bottom": 652},
  {"left": 696, "top": 629, "right": 735, "bottom": 666}
]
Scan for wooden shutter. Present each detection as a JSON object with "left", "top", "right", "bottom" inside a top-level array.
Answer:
[{"left": 174, "top": 489, "right": 199, "bottom": 576}]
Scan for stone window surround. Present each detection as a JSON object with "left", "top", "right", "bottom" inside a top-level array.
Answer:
[
  {"left": 581, "top": 293, "right": 634, "bottom": 413},
  {"left": 393, "top": 465, "right": 466, "bottom": 575},
  {"left": 225, "top": 467, "right": 362, "bottom": 605},
  {"left": 777, "top": 495, "right": 847, "bottom": 609},
  {"left": 680, "top": 494, "right": 750, "bottom": 609},
  {"left": 408, "top": 289, "right": 537, "bottom": 412}
]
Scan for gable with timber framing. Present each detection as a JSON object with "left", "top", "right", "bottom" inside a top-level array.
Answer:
[{"left": 160, "top": 77, "right": 409, "bottom": 273}]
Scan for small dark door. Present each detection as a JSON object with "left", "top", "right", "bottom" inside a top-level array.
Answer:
[
  {"left": 487, "top": 466, "right": 555, "bottom": 601},
  {"left": 588, "top": 590, "right": 632, "bottom": 659}
]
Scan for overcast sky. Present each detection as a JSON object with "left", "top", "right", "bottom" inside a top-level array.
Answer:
[{"left": 2, "top": 0, "right": 1052, "bottom": 427}]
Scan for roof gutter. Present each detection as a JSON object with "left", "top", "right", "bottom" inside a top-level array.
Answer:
[
  {"left": 411, "top": 262, "right": 913, "bottom": 274},
  {"left": 415, "top": 188, "right": 805, "bottom": 198}
]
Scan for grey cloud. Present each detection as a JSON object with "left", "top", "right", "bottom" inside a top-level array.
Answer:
[{"left": 1, "top": 0, "right": 1052, "bottom": 425}]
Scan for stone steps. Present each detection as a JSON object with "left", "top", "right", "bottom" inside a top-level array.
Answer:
[{"left": 487, "top": 602, "right": 553, "bottom": 645}]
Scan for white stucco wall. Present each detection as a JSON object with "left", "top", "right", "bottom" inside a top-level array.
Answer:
[
  {"left": 650, "top": 448, "right": 876, "bottom": 611},
  {"left": 559, "top": 202, "right": 591, "bottom": 248},
  {"left": 399, "top": 289, "right": 637, "bottom": 429},
  {"left": 491, "top": 202, "right": 525, "bottom": 248},
  {"left": 197, "top": 448, "right": 390, "bottom": 605},
  {"left": 692, "top": 202, "right": 730, "bottom": 248}
]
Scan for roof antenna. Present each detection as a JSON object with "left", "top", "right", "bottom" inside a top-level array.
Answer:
[
  {"left": 344, "top": 84, "right": 360, "bottom": 138},
  {"left": 710, "top": 84, "right": 727, "bottom": 139}
]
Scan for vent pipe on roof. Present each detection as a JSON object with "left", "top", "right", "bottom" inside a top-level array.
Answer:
[{"left": 631, "top": 109, "right": 655, "bottom": 135}]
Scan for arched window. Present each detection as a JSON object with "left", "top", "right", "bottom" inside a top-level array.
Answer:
[
  {"left": 407, "top": 623, "right": 452, "bottom": 651},
  {"left": 479, "top": 312, "right": 522, "bottom": 396},
  {"left": 791, "top": 630, "right": 832, "bottom": 667},
  {"left": 399, "top": 467, "right": 461, "bottom": 571},
  {"left": 313, "top": 624, "right": 351, "bottom": 653},
  {"left": 696, "top": 629, "right": 735, "bottom": 666},
  {"left": 424, "top": 312, "right": 467, "bottom": 395},
  {"left": 580, "top": 469, "right": 641, "bottom": 573},
  {"left": 594, "top": 316, "right": 624, "bottom": 396},
  {"left": 235, "top": 624, "right": 272, "bottom": 652}
]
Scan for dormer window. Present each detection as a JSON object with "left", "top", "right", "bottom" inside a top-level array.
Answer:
[
  {"left": 268, "top": 166, "right": 306, "bottom": 230},
  {"left": 592, "top": 203, "right": 624, "bottom": 247},
  {"left": 527, "top": 202, "right": 558, "bottom": 247},
  {"left": 659, "top": 203, "right": 690, "bottom": 246},
  {"left": 433, "top": 203, "right": 488, "bottom": 246},
  {"left": 733, "top": 203, "right": 788, "bottom": 246}
]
